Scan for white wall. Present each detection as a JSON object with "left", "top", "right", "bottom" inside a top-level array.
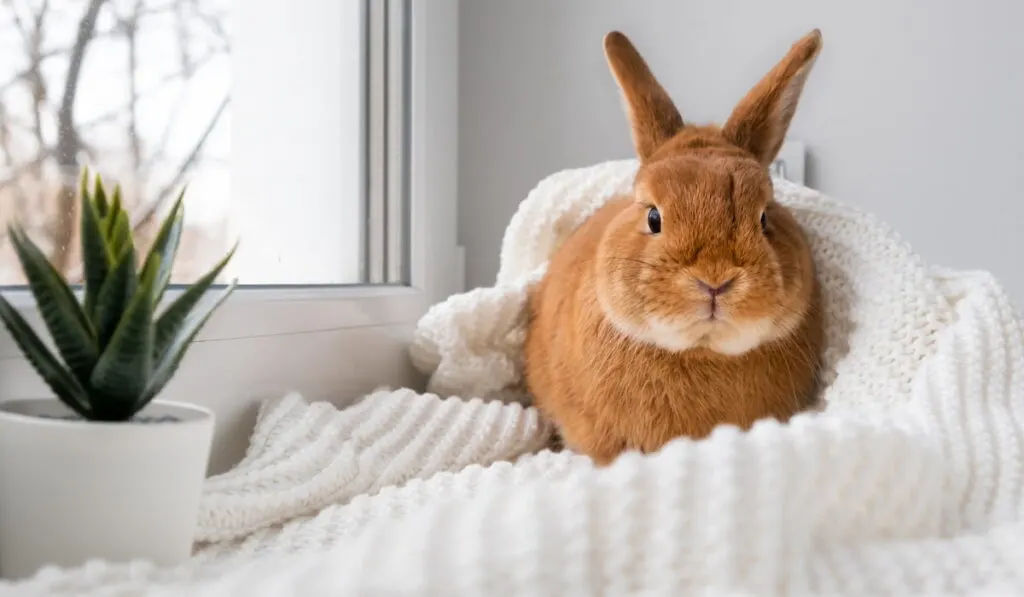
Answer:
[{"left": 458, "top": 0, "right": 1024, "bottom": 300}]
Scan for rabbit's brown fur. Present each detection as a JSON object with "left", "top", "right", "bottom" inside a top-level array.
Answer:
[{"left": 524, "top": 30, "right": 826, "bottom": 465}]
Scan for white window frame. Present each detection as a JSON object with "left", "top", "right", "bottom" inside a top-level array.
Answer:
[{"left": 0, "top": 0, "right": 460, "bottom": 474}]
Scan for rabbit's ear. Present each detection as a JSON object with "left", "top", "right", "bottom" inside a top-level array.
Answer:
[
  {"left": 722, "top": 30, "right": 822, "bottom": 166},
  {"left": 604, "top": 31, "right": 684, "bottom": 161}
]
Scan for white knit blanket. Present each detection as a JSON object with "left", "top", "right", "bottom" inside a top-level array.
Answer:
[{"left": 4, "top": 160, "right": 1024, "bottom": 596}]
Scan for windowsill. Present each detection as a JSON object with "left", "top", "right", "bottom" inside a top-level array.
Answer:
[{"left": 0, "top": 284, "right": 429, "bottom": 356}]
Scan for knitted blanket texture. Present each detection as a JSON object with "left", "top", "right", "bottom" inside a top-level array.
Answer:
[{"left": 3, "top": 160, "right": 1023, "bottom": 596}]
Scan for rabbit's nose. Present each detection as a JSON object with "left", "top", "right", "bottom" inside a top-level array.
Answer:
[{"left": 696, "top": 277, "right": 735, "bottom": 297}]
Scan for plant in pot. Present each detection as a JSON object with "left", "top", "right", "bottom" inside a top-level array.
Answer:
[{"left": 0, "top": 169, "right": 237, "bottom": 580}]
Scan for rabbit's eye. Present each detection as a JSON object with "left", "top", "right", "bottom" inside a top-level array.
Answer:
[
  {"left": 647, "top": 206, "right": 661, "bottom": 234},
  {"left": 760, "top": 210, "right": 768, "bottom": 234}
]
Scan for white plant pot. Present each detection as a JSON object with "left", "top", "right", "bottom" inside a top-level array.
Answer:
[{"left": 0, "top": 397, "right": 214, "bottom": 580}]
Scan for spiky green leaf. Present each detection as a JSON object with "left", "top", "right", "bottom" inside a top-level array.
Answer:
[
  {"left": 153, "top": 242, "right": 236, "bottom": 361},
  {"left": 92, "top": 173, "right": 108, "bottom": 215},
  {"left": 110, "top": 184, "right": 123, "bottom": 221},
  {"left": 143, "top": 189, "right": 185, "bottom": 305},
  {"left": 141, "top": 280, "right": 237, "bottom": 409},
  {"left": 88, "top": 258, "right": 158, "bottom": 418},
  {"left": 139, "top": 249, "right": 160, "bottom": 291},
  {"left": 82, "top": 168, "right": 109, "bottom": 219},
  {"left": 108, "top": 210, "right": 132, "bottom": 260},
  {"left": 8, "top": 226, "right": 97, "bottom": 385},
  {"left": 94, "top": 244, "right": 138, "bottom": 349},
  {"left": 103, "top": 184, "right": 123, "bottom": 240},
  {"left": 80, "top": 188, "right": 112, "bottom": 319},
  {"left": 0, "top": 294, "right": 92, "bottom": 419}
]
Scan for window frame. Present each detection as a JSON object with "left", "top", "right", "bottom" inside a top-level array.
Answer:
[{"left": 0, "top": 0, "right": 460, "bottom": 474}]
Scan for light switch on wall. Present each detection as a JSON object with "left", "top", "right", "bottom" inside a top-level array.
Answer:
[{"left": 769, "top": 140, "right": 806, "bottom": 185}]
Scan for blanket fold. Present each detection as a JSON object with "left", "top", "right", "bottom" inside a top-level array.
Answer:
[{"left": 196, "top": 389, "right": 552, "bottom": 543}]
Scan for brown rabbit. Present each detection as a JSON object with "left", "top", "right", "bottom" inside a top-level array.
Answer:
[{"left": 523, "top": 30, "right": 826, "bottom": 466}]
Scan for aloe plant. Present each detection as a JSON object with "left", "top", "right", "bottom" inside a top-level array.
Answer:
[{"left": 0, "top": 168, "right": 238, "bottom": 422}]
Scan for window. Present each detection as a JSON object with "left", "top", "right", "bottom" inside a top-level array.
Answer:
[{"left": 0, "top": 0, "right": 460, "bottom": 473}]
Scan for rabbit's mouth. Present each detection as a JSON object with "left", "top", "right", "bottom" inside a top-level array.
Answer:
[
  {"left": 698, "top": 297, "right": 721, "bottom": 321},
  {"left": 598, "top": 286, "right": 785, "bottom": 356},
  {"left": 603, "top": 305, "right": 775, "bottom": 357},
  {"left": 659, "top": 311, "right": 780, "bottom": 356}
]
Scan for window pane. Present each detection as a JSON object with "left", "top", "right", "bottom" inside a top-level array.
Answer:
[{"left": 0, "top": 0, "right": 402, "bottom": 287}]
